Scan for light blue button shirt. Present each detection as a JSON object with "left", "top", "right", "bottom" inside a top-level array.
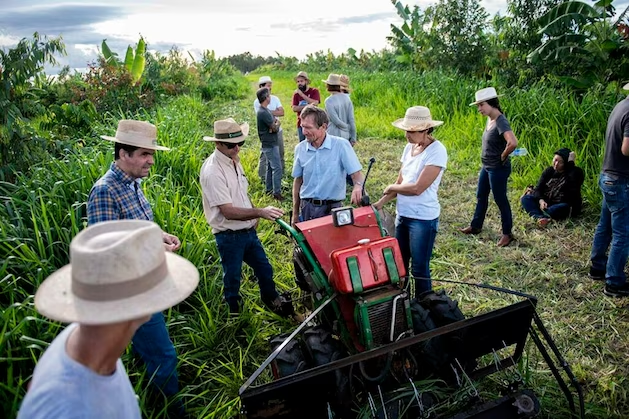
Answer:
[{"left": 292, "top": 134, "right": 362, "bottom": 201}]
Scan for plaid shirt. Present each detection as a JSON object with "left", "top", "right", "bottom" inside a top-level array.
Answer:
[{"left": 87, "top": 162, "right": 153, "bottom": 225}]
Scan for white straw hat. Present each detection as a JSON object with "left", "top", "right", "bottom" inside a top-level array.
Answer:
[
  {"left": 469, "top": 87, "right": 502, "bottom": 106},
  {"left": 391, "top": 106, "right": 443, "bottom": 131},
  {"left": 624, "top": 82, "right": 629, "bottom": 90},
  {"left": 35, "top": 220, "right": 199, "bottom": 325},
  {"left": 322, "top": 73, "right": 342, "bottom": 85},
  {"left": 101, "top": 120, "right": 170, "bottom": 151},
  {"left": 258, "top": 76, "right": 272, "bottom": 84},
  {"left": 203, "top": 118, "right": 249, "bottom": 143}
]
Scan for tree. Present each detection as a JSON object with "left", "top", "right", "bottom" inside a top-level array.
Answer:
[{"left": 528, "top": 0, "right": 629, "bottom": 88}]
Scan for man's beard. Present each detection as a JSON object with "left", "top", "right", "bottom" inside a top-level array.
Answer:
[{"left": 298, "top": 84, "right": 307, "bottom": 92}]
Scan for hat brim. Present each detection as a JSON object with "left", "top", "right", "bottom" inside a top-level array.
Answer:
[
  {"left": 391, "top": 119, "right": 444, "bottom": 131},
  {"left": 295, "top": 76, "right": 310, "bottom": 82},
  {"left": 322, "top": 79, "right": 340, "bottom": 85},
  {"left": 469, "top": 94, "right": 503, "bottom": 106},
  {"left": 34, "top": 252, "right": 199, "bottom": 325},
  {"left": 624, "top": 82, "right": 629, "bottom": 91},
  {"left": 203, "top": 122, "right": 250, "bottom": 142},
  {"left": 100, "top": 135, "right": 170, "bottom": 151}
]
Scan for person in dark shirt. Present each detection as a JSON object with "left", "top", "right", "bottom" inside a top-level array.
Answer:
[
  {"left": 256, "top": 87, "right": 283, "bottom": 200},
  {"left": 589, "top": 83, "right": 629, "bottom": 297},
  {"left": 460, "top": 87, "right": 519, "bottom": 247},
  {"left": 520, "top": 148, "right": 584, "bottom": 227}
]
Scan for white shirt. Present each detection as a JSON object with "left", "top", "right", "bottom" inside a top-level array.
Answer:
[{"left": 396, "top": 140, "right": 448, "bottom": 220}]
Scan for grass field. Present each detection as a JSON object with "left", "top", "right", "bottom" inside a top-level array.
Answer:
[{"left": 1, "top": 70, "right": 629, "bottom": 418}]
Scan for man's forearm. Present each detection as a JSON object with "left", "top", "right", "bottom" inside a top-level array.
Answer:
[{"left": 220, "top": 206, "right": 261, "bottom": 221}]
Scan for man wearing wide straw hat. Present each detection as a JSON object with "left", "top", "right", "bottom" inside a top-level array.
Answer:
[
  {"left": 18, "top": 220, "right": 199, "bottom": 418},
  {"left": 589, "top": 82, "right": 629, "bottom": 297},
  {"left": 201, "top": 118, "right": 296, "bottom": 317},
  {"left": 87, "top": 119, "right": 184, "bottom": 408},
  {"left": 292, "top": 71, "right": 320, "bottom": 142}
]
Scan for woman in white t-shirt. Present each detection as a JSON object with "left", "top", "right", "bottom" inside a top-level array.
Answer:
[{"left": 374, "top": 106, "right": 448, "bottom": 298}]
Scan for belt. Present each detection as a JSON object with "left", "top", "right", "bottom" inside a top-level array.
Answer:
[
  {"left": 215, "top": 227, "right": 256, "bottom": 235},
  {"left": 302, "top": 198, "right": 342, "bottom": 206}
]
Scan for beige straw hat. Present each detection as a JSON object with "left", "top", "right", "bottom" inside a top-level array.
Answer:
[
  {"left": 322, "top": 73, "right": 342, "bottom": 85},
  {"left": 100, "top": 120, "right": 170, "bottom": 151},
  {"left": 203, "top": 118, "right": 250, "bottom": 143},
  {"left": 469, "top": 87, "right": 502, "bottom": 106},
  {"left": 35, "top": 220, "right": 199, "bottom": 325},
  {"left": 339, "top": 74, "right": 351, "bottom": 91},
  {"left": 624, "top": 82, "right": 629, "bottom": 90},
  {"left": 295, "top": 71, "right": 310, "bottom": 82},
  {"left": 392, "top": 106, "right": 443, "bottom": 131}
]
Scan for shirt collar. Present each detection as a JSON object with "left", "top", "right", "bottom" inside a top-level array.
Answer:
[
  {"left": 111, "top": 162, "right": 140, "bottom": 186},
  {"left": 306, "top": 134, "right": 332, "bottom": 151},
  {"left": 214, "top": 149, "right": 240, "bottom": 167}
]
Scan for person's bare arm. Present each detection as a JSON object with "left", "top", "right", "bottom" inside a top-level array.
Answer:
[
  {"left": 501, "top": 131, "right": 518, "bottom": 161},
  {"left": 349, "top": 171, "right": 364, "bottom": 205},
  {"left": 622, "top": 136, "right": 629, "bottom": 156},
  {"left": 272, "top": 106, "right": 284, "bottom": 117},
  {"left": 384, "top": 166, "right": 441, "bottom": 196},
  {"left": 292, "top": 177, "right": 303, "bottom": 225},
  {"left": 219, "top": 204, "right": 284, "bottom": 221}
]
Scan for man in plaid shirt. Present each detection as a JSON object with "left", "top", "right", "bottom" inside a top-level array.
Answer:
[{"left": 87, "top": 120, "right": 183, "bottom": 412}]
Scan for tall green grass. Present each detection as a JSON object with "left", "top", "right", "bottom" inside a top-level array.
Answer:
[{"left": 1, "top": 71, "right": 628, "bottom": 418}]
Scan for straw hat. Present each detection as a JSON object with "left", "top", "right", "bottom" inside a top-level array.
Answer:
[
  {"left": 469, "top": 87, "right": 502, "bottom": 106},
  {"left": 339, "top": 74, "right": 351, "bottom": 91},
  {"left": 258, "top": 76, "right": 272, "bottom": 84},
  {"left": 203, "top": 118, "right": 249, "bottom": 143},
  {"left": 392, "top": 106, "right": 443, "bottom": 131},
  {"left": 35, "top": 220, "right": 199, "bottom": 325},
  {"left": 101, "top": 120, "right": 170, "bottom": 151},
  {"left": 295, "top": 71, "right": 310, "bottom": 82},
  {"left": 624, "top": 82, "right": 629, "bottom": 90},
  {"left": 322, "top": 73, "right": 341, "bottom": 85}
]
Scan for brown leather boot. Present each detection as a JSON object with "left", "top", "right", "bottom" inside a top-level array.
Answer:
[
  {"left": 497, "top": 234, "right": 514, "bottom": 247},
  {"left": 459, "top": 226, "right": 481, "bottom": 235}
]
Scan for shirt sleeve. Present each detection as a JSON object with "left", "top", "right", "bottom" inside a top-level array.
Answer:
[
  {"left": 348, "top": 99, "right": 357, "bottom": 142},
  {"left": 325, "top": 98, "right": 349, "bottom": 131},
  {"left": 87, "top": 184, "right": 120, "bottom": 225},
  {"left": 253, "top": 99, "right": 260, "bottom": 114},
  {"left": 292, "top": 144, "right": 304, "bottom": 178},
  {"left": 623, "top": 113, "right": 629, "bottom": 138},
  {"left": 339, "top": 140, "right": 362, "bottom": 175},
  {"left": 425, "top": 142, "right": 448, "bottom": 169},
  {"left": 533, "top": 167, "right": 554, "bottom": 199},
  {"left": 274, "top": 96, "right": 283, "bottom": 108},
  {"left": 496, "top": 115, "right": 513, "bottom": 136},
  {"left": 292, "top": 93, "right": 299, "bottom": 107},
  {"left": 311, "top": 89, "right": 321, "bottom": 104},
  {"left": 201, "top": 167, "right": 232, "bottom": 207}
]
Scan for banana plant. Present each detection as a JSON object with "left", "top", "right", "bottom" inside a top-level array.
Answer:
[{"left": 100, "top": 37, "right": 146, "bottom": 85}]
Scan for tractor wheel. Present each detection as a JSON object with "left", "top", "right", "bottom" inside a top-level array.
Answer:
[
  {"left": 303, "top": 326, "right": 350, "bottom": 410},
  {"left": 269, "top": 334, "right": 308, "bottom": 379},
  {"left": 410, "top": 299, "right": 450, "bottom": 376},
  {"left": 419, "top": 290, "right": 465, "bottom": 326}
]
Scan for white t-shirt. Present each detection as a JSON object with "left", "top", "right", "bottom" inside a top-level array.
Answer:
[
  {"left": 18, "top": 324, "right": 141, "bottom": 419},
  {"left": 396, "top": 140, "right": 448, "bottom": 220}
]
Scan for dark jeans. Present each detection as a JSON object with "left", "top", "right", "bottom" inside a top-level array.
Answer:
[
  {"left": 396, "top": 215, "right": 439, "bottom": 298},
  {"left": 297, "top": 126, "right": 306, "bottom": 142},
  {"left": 132, "top": 312, "right": 179, "bottom": 397},
  {"left": 215, "top": 228, "right": 279, "bottom": 310},
  {"left": 299, "top": 200, "right": 342, "bottom": 221},
  {"left": 590, "top": 173, "right": 629, "bottom": 287},
  {"left": 471, "top": 163, "right": 513, "bottom": 235},
  {"left": 520, "top": 194, "right": 571, "bottom": 220}
]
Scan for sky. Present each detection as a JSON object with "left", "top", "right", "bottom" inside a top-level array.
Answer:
[{"left": 0, "top": 0, "right": 625, "bottom": 72}]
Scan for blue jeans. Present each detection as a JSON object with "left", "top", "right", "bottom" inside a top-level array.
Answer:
[
  {"left": 298, "top": 126, "right": 306, "bottom": 142},
  {"left": 590, "top": 173, "right": 629, "bottom": 287},
  {"left": 261, "top": 145, "right": 283, "bottom": 195},
  {"left": 132, "top": 312, "right": 179, "bottom": 397},
  {"left": 215, "top": 228, "right": 279, "bottom": 310},
  {"left": 471, "top": 163, "right": 513, "bottom": 235},
  {"left": 395, "top": 215, "right": 439, "bottom": 298},
  {"left": 258, "top": 129, "right": 285, "bottom": 179},
  {"left": 520, "top": 194, "right": 571, "bottom": 220}
]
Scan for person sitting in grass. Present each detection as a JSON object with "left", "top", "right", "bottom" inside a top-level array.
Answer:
[{"left": 520, "top": 148, "right": 584, "bottom": 227}]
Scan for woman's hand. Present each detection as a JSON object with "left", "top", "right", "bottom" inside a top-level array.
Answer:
[
  {"left": 383, "top": 184, "right": 397, "bottom": 195},
  {"left": 539, "top": 199, "right": 548, "bottom": 211}
]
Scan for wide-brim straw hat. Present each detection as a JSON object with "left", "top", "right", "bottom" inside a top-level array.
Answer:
[
  {"left": 295, "top": 71, "right": 310, "bottom": 82},
  {"left": 392, "top": 106, "right": 443, "bottom": 131},
  {"left": 322, "top": 73, "right": 341, "bottom": 85},
  {"left": 258, "top": 76, "right": 272, "bottom": 84},
  {"left": 624, "top": 82, "right": 629, "bottom": 90},
  {"left": 35, "top": 220, "right": 199, "bottom": 325},
  {"left": 203, "top": 118, "right": 250, "bottom": 143},
  {"left": 101, "top": 119, "right": 170, "bottom": 151},
  {"left": 339, "top": 74, "right": 351, "bottom": 92},
  {"left": 469, "top": 87, "right": 502, "bottom": 106}
]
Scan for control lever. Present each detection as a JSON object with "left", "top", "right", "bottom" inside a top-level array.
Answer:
[{"left": 360, "top": 157, "right": 376, "bottom": 207}]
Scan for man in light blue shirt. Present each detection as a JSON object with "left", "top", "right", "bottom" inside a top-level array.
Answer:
[{"left": 291, "top": 106, "right": 364, "bottom": 222}]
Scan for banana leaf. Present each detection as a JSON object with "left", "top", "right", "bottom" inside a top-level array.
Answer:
[
  {"left": 130, "top": 38, "right": 146, "bottom": 84},
  {"left": 101, "top": 40, "right": 119, "bottom": 67},
  {"left": 124, "top": 46, "right": 134, "bottom": 73}
]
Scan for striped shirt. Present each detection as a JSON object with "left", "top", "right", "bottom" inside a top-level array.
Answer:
[{"left": 87, "top": 163, "right": 153, "bottom": 225}]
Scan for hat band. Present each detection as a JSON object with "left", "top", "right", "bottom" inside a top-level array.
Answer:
[
  {"left": 214, "top": 131, "right": 243, "bottom": 140},
  {"left": 72, "top": 260, "right": 169, "bottom": 301}
]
